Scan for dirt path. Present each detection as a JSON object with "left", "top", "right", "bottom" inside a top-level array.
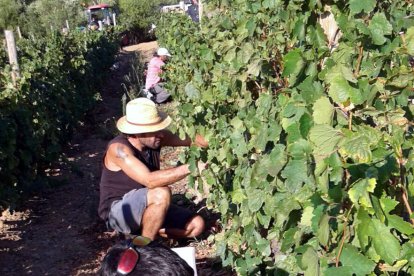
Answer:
[{"left": 0, "top": 41, "right": 225, "bottom": 275}]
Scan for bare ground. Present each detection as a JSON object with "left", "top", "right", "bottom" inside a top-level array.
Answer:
[{"left": 0, "top": 41, "right": 228, "bottom": 275}]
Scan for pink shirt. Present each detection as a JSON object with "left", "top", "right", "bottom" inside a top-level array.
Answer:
[{"left": 145, "top": 57, "right": 165, "bottom": 90}]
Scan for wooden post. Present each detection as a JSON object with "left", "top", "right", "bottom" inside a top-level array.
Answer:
[
  {"left": 4, "top": 30, "right": 20, "bottom": 85},
  {"left": 66, "top": 20, "right": 70, "bottom": 30},
  {"left": 198, "top": 0, "right": 203, "bottom": 28},
  {"left": 16, "top": 26, "right": 22, "bottom": 39},
  {"left": 112, "top": 13, "right": 117, "bottom": 26}
]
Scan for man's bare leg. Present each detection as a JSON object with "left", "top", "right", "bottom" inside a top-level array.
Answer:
[
  {"left": 158, "top": 215, "right": 205, "bottom": 239},
  {"left": 141, "top": 187, "right": 171, "bottom": 240}
]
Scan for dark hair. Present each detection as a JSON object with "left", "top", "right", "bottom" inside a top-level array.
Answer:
[{"left": 98, "top": 241, "right": 194, "bottom": 276}]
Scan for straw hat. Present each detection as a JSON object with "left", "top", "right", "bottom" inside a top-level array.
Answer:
[{"left": 116, "top": 98, "right": 172, "bottom": 134}]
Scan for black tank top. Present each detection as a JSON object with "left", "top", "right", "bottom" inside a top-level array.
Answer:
[{"left": 98, "top": 135, "right": 160, "bottom": 220}]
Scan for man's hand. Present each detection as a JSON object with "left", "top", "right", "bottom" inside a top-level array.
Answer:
[{"left": 194, "top": 134, "right": 208, "bottom": 148}]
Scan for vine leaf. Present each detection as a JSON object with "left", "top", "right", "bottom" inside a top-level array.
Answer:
[
  {"left": 282, "top": 49, "right": 305, "bottom": 86},
  {"left": 248, "top": 190, "right": 265, "bottom": 212},
  {"left": 323, "top": 266, "right": 353, "bottom": 276},
  {"left": 326, "top": 67, "right": 362, "bottom": 105},
  {"left": 405, "top": 27, "right": 414, "bottom": 56},
  {"left": 349, "top": 0, "right": 376, "bottom": 15},
  {"left": 302, "top": 247, "right": 319, "bottom": 276},
  {"left": 357, "top": 210, "right": 401, "bottom": 265},
  {"left": 185, "top": 82, "right": 200, "bottom": 99},
  {"left": 317, "top": 213, "right": 330, "bottom": 246},
  {"left": 339, "top": 245, "right": 376, "bottom": 276},
  {"left": 348, "top": 178, "right": 376, "bottom": 211},
  {"left": 380, "top": 197, "right": 414, "bottom": 235},
  {"left": 231, "top": 189, "right": 246, "bottom": 204},
  {"left": 312, "top": 96, "right": 333, "bottom": 125},
  {"left": 300, "top": 206, "right": 314, "bottom": 228},
  {"left": 309, "top": 124, "right": 342, "bottom": 160},
  {"left": 368, "top": 13, "right": 392, "bottom": 45},
  {"left": 339, "top": 127, "right": 381, "bottom": 163},
  {"left": 369, "top": 219, "right": 401, "bottom": 264},
  {"left": 281, "top": 159, "right": 308, "bottom": 193}
]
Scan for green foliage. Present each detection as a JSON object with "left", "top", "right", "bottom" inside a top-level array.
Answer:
[
  {"left": 118, "top": 0, "right": 178, "bottom": 32},
  {"left": 0, "top": 30, "right": 119, "bottom": 206},
  {"left": 118, "top": 0, "right": 158, "bottom": 30},
  {"left": 19, "top": 0, "right": 86, "bottom": 35},
  {"left": 0, "top": 0, "right": 22, "bottom": 32},
  {"left": 156, "top": 0, "right": 414, "bottom": 274},
  {"left": 122, "top": 52, "right": 146, "bottom": 100}
]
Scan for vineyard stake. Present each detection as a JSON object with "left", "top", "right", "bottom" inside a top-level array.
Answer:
[
  {"left": 66, "top": 20, "right": 70, "bottom": 30},
  {"left": 112, "top": 13, "right": 117, "bottom": 26},
  {"left": 16, "top": 26, "right": 22, "bottom": 39},
  {"left": 199, "top": 0, "right": 203, "bottom": 27},
  {"left": 4, "top": 30, "right": 20, "bottom": 85}
]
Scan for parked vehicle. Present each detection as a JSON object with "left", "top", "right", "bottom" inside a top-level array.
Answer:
[
  {"left": 160, "top": 0, "right": 191, "bottom": 13},
  {"left": 86, "top": 3, "right": 116, "bottom": 29}
]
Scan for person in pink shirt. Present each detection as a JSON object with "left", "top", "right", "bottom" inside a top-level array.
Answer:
[{"left": 144, "top": 48, "right": 172, "bottom": 104}]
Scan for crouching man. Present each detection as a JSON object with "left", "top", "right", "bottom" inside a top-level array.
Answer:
[{"left": 98, "top": 98, "right": 207, "bottom": 240}]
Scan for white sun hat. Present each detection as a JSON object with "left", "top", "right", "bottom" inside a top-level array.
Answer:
[
  {"left": 157, "top": 47, "right": 172, "bottom": 57},
  {"left": 116, "top": 98, "right": 172, "bottom": 134}
]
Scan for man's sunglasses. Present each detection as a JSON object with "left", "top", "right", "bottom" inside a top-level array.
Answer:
[{"left": 117, "top": 236, "right": 152, "bottom": 275}]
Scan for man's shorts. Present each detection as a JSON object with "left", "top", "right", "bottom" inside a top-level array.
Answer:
[
  {"left": 107, "top": 188, "right": 196, "bottom": 235},
  {"left": 152, "top": 83, "right": 171, "bottom": 104}
]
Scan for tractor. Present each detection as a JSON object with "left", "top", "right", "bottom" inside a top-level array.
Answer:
[{"left": 85, "top": 3, "right": 116, "bottom": 30}]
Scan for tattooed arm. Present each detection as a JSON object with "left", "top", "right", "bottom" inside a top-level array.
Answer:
[{"left": 105, "top": 142, "right": 191, "bottom": 188}]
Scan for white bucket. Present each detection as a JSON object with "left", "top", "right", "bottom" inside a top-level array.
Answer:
[{"left": 171, "top": 246, "right": 198, "bottom": 276}]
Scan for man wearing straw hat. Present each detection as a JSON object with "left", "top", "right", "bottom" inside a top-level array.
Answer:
[{"left": 98, "top": 98, "right": 207, "bottom": 240}]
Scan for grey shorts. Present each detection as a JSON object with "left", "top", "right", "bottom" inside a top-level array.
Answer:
[
  {"left": 107, "top": 188, "right": 195, "bottom": 235},
  {"left": 152, "top": 83, "right": 171, "bottom": 103}
]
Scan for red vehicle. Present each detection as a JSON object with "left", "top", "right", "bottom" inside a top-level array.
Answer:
[{"left": 86, "top": 3, "right": 116, "bottom": 28}]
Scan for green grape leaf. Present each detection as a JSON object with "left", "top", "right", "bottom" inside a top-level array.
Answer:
[
  {"left": 231, "top": 189, "right": 246, "bottom": 204},
  {"left": 356, "top": 211, "right": 401, "bottom": 264},
  {"left": 339, "top": 131, "right": 373, "bottom": 163},
  {"left": 298, "top": 77, "right": 324, "bottom": 104},
  {"left": 300, "top": 206, "right": 314, "bottom": 227},
  {"left": 369, "top": 219, "right": 401, "bottom": 264},
  {"left": 313, "top": 96, "right": 334, "bottom": 125},
  {"left": 246, "top": 58, "right": 261, "bottom": 77},
  {"left": 185, "top": 82, "right": 200, "bottom": 100},
  {"left": 406, "top": 27, "right": 414, "bottom": 56},
  {"left": 263, "top": 144, "right": 287, "bottom": 177},
  {"left": 349, "top": 0, "right": 376, "bottom": 15},
  {"left": 380, "top": 197, "right": 414, "bottom": 235},
  {"left": 380, "top": 197, "right": 399, "bottom": 214},
  {"left": 323, "top": 266, "right": 353, "bottom": 276},
  {"left": 281, "top": 159, "right": 308, "bottom": 193},
  {"left": 302, "top": 247, "right": 319, "bottom": 276},
  {"left": 309, "top": 124, "right": 343, "bottom": 159},
  {"left": 281, "top": 227, "right": 298, "bottom": 252},
  {"left": 246, "top": 18, "right": 256, "bottom": 37},
  {"left": 317, "top": 213, "right": 330, "bottom": 246},
  {"left": 282, "top": 49, "right": 305, "bottom": 86},
  {"left": 368, "top": 13, "right": 393, "bottom": 45},
  {"left": 326, "top": 72, "right": 361, "bottom": 104},
  {"left": 340, "top": 245, "right": 376, "bottom": 276},
  {"left": 256, "top": 238, "right": 271, "bottom": 257},
  {"left": 387, "top": 215, "right": 414, "bottom": 235},
  {"left": 348, "top": 178, "right": 376, "bottom": 210},
  {"left": 248, "top": 190, "right": 265, "bottom": 212}
]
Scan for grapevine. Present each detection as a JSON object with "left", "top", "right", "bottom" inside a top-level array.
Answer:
[{"left": 156, "top": 0, "right": 414, "bottom": 274}]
